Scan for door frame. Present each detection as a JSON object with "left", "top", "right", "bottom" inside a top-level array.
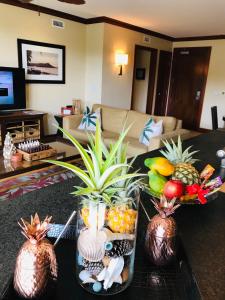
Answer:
[
  {"left": 130, "top": 45, "right": 158, "bottom": 114},
  {"left": 167, "top": 46, "right": 211, "bottom": 130},
  {"left": 154, "top": 50, "right": 172, "bottom": 116}
]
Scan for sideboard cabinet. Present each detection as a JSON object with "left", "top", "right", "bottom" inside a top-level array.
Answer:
[{"left": 0, "top": 110, "right": 46, "bottom": 147}]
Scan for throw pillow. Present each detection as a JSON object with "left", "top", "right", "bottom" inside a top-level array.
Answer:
[
  {"left": 139, "top": 118, "right": 163, "bottom": 146},
  {"left": 78, "top": 106, "right": 101, "bottom": 131}
]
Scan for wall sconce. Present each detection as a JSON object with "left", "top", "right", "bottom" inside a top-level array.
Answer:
[{"left": 115, "top": 53, "right": 128, "bottom": 76}]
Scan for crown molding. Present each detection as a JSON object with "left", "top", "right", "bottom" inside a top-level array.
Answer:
[
  {"left": 0, "top": 0, "right": 174, "bottom": 41},
  {"left": 85, "top": 16, "right": 174, "bottom": 41},
  {"left": 0, "top": 0, "right": 87, "bottom": 23},
  {"left": 1, "top": 1, "right": 225, "bottom": 42},
  {"left": 175, "top": 35, "right": 225, "bottom": 42}
]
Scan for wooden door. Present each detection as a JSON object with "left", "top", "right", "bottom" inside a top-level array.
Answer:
[
  {"left": 167, "top": 47, "right": 211, "bottom": 130},
  {"left": 154, "top": 50, "right": 172, "bottom": 115}
]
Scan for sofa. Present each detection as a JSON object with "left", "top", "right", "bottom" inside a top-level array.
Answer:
[{"left": 63, "top": 104, "right": 190, "bottom": 157}]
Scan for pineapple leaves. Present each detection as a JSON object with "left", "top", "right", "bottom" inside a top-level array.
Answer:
[
  {"left": 43, "top": 159, "right": 95, "bottom": 188},
  {"left": 56, "top": 126, "right": 95, "bottom": 181},
  {"left": 47, "top": 122, "right": 145, "bottom": 205},
  {"left": 160, "top": 135, "right": 199, "bottom": 164}
]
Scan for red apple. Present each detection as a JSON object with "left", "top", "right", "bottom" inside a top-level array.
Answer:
[{"left": 163, "top": 180, "right": 184, "bottom": 199}]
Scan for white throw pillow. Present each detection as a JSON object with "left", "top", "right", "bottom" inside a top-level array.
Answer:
[
  {"left": 139, "top": 118, "right": 163, "bottom": 146},
  {"left": 78, "top": 107, "right": 101, "bottom": 131}
]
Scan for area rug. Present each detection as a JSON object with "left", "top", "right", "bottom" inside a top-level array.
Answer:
[{"left": 0, "top": 166, "right": 76, "bottom": 202}]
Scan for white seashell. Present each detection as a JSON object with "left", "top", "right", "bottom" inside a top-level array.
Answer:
[
  {"left": 103, "top": 228, "right": 135, "bottom": 242},
  {"left": 103, "top": 257, "right": 124, "bottom": 290},
  {"left": 83, "top": 278, "right": 96, "bottom": 284},
  {"left": 79, "top": 270, "right": 91, "bottom": 282},
  {"left": 97, "top": 267, "right": 107, "bottom": 281},
  {"left": 114, "top": 275, "right": 122, "bottom": 284},
  {"left": 78, "top": 229, "right": 106, "bottom": 262}
]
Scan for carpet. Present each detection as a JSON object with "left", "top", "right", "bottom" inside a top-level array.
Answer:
[{"left": 0, "top": 166, "right": 75, "bottom": 202}]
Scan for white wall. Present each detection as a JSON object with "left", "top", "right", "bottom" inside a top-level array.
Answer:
[
  {"left": 101, "top": 23, "right": 172, "bottom": 110},
  {"left": 132, "top": 49, "right": 151, "bottom": 113},
  {"left": 0, "top": 3, "right": 86, "bottom": 134},
  {"left": 173, "top": 40, "right": 225, "bottom": 129},
  {"left": 84, "top": 23, "right": 104, "bottom": 108}
]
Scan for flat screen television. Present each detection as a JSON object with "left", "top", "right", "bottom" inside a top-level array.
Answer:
[{"left": 0, "top": 67, "right": 26, "bottom": 111}]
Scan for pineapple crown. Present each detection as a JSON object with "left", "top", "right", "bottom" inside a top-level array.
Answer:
[
  {"left": 151, "top": 196, "right": 180, "bottom": 218},
  {"left": 18, "top": 213, "right": 52, "bottom": 243},
  {"left": 45, "top": 121, "right": 145, "bottom": 206},
  {"left": 160, "top": 136, "right": 199, "bottom": 165}
]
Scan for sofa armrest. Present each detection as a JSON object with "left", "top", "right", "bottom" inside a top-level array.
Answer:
[
  {"left": 63, "top": 115, "right": 83, "bottom": 131},
  {"left": 147, "top": 129, "right": 190, "bottom": 152}
]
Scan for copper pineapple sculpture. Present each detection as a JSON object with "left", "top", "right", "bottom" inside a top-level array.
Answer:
[
  {"left": 145, "top": 196, "right": 180, "bottom": 266},
  {"left": 14, "top": 213, "right": 57, "bottom": 299}
]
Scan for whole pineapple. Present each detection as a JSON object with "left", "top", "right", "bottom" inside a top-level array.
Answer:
[
  {"left": 145, "top": 196, "right": 180, "bottom": 266},
  {"left": 160, "top": 136, "right": 200, "bottom": 185},
  {"left": 14, "top": 214, "right": 57, "bottom": 299},
  {"left": 107, "top": 205, "right": 137, "bottom": 234}
]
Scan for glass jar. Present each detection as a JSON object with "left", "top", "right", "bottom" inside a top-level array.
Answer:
[{"left": 75, "top": 194, "right": 139, "bottom": 295}]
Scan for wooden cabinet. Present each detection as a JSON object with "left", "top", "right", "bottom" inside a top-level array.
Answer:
[{"left": 0, "top": 110, "right": 46, "bottom": 147}]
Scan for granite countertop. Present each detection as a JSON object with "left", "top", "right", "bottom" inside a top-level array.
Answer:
[
  {"left": 133, "top": 131, "right": 225, "bottom": 300},
  {"left": 0, "top": 131, "right": 225, "bottom": 299}
]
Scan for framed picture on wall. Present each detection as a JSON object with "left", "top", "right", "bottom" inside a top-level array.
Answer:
[
  {"left": 17, "top": 39, "right": 65, "bottom": 84},
  {"left": 136, "top": 68, "right": 146, "bottom": 80}
]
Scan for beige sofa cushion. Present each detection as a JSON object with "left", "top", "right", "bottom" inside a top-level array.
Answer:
[
  {"left": 126, "top": 110, "right": 178, "bottom": 139},
  {"left": 126, "top": 110, "right": 151, "bottom": 139},
  {"left": 104, "top": 136, "right": 147, "bottom": 157},
  {"left": 66, "top": 128, "right": 89, "bottom": 143},
  {"left": 153, "top": 115, "right": 177, "bottom": 133},
  {"left": 92, "top": 104, "right": 128, "bottom": 134}
]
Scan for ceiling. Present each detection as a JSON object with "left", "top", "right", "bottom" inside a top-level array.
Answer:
[{"left": 31, "top": 0, "right": 225, "bottom": 38}]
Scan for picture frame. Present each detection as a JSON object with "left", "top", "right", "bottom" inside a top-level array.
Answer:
[
  {"left": 136, "top": 68, "right": 146, "bottom": 80},
  {"left": 17, "top": 39, "right": 65, "bottom": 84}
]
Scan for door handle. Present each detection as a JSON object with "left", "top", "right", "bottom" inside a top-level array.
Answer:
[{"left": 195, "top": 90, "right": 201, "bottom": 100}]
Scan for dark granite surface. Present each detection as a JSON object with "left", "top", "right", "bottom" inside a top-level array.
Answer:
[{"left": 0, "top": 131, "right": 225, "bottom": 299}]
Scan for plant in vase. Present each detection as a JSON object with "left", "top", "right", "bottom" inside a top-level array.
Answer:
[{"left": 45, "top": 122, "right": 144, "bottom": 295}]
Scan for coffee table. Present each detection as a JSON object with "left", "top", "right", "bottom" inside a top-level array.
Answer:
[{"left": 0, "top": 140, "right": 80, "bottom": 180}]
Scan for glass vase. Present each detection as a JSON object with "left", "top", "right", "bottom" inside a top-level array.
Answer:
[{"left": 75, "top": 194, "right": 139, "bottom": 295}]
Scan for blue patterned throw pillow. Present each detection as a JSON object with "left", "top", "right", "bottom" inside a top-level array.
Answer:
[
  {"left": 139, "top": 118, "right": 163, "bottom": 146},
  {"left": 78, "top": 106, "right": 101, "bottom": 131}
]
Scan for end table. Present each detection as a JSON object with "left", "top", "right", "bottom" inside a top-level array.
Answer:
[{"left": 54, "top": 115, "right": 64, "bottom": 137}]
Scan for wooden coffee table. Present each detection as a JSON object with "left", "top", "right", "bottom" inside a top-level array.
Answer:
[{"left": 0, "top": 140, "right": 80, "bottom": 180}]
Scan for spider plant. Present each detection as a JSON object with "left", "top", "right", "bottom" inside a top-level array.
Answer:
[{"left": 44, "top": 121, "right": 144, "bottom": 205}]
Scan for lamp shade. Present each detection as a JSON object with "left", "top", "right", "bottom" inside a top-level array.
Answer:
[{"left": 115, "top": 53, "right": 128, "bottom": 65}]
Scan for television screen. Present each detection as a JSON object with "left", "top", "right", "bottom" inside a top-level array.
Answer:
[
  {"left": 0, "top": 71, "right": 14, "bottom": 105},
  {"left": 0, "top": 67, "right": 26, "bottom": 110}
]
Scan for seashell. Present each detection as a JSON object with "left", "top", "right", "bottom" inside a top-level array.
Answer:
[
  {"left": 103, "top": 257, "right": 124, "bottom": 290},
  {"left": 83, "top": 278, "right": 96, "bottom": 284},
  {"left": 102, "top": 256, "right": 111, "bottom": 267},
  {"left": 103, "top": 228, "right": 135, "bottom": 242},
  {"left": 121, "top": 267, "right": 129, "bottom": 282},
  {"left": 97, "top": 267, "right": 107, "bottom": 281},
  {"left": 105, "top": 242, "right": 113, "bottom": 251},
  {"left": 79, "top": 270, "right": 91, "bottom": 282},
  {"left": 78, "top": 229, "right": 106, "bottom": 262},
  {"left": 114, "top": 275, "right": 122, "bottom": 284},
  {"left": 92, "top": 281, "right": 102, "bottom": 292},
  {"left": 83, "top": 259, "right": 104, "bottom": 276}
]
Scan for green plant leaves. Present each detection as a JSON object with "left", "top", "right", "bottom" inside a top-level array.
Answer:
[{"left": 46, "top": 121, "right": 144, "bottom": 205}]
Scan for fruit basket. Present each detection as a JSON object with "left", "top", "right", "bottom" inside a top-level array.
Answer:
[{"left": 144, "top": 137, "right": 222, "bottom": 205}]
